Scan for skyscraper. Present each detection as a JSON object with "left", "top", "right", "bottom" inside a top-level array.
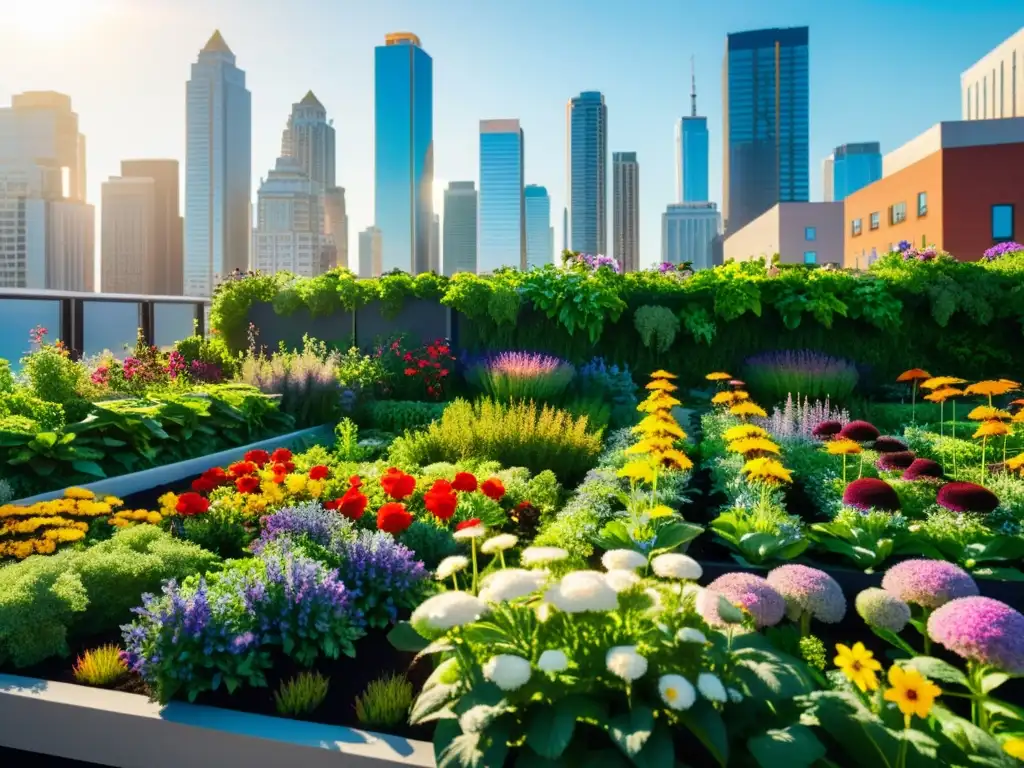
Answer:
[
  {"left": 120, "top": 159, "right": 182, "bottom": 295},
  {"left": 322, "top": 187, "right": 347, "bottom": 269},
  {"left": 723, "top": 27, "right": 809, "bottom": 234},
  {"left": 524, "top": 185, "right": 552, "bottom": 269},
  {"left": 676, "top": 60, "right": 710, "bottom": 203},
  {"left": 662, "top": 202, "right": 721, "bottom": 270},
  {"left": 612, "top": 152, "right": 640, "bottom": 271},
  {"left": 252, "top": 157, "right": 330, "bottom": 277},
  {"left": 280, "top": 91, "right": 335, "bottom": 188},
  {"left": 374, "top": 32, "right": 433, "bottom": 274},
  {"left": 430, "top": 213, "right": 440, "bottom": 273},
  {"left": 567, "top": 91, "right": 607, "bottom": 254},
  {"left": 358, "top": 226, "right": 382, "bottom": 278},
  {"left": 478, "top": 119, "right": 525, "bottom": 273},
  {"left": 101, "top": 176, "right": 156, "bottom": 294},
  {"left": 184, "top": 30, "right": 252, "bottom": 296},
  {"left": 823, "top": 142, "right": 882, "bottom": 202},
  {"left": 442, "top": 181, "right": 477, "bottom": 275}
]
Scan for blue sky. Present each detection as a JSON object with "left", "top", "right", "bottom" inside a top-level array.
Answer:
[{"left": 1, "top": 0, "right": 1023, "bottom": 269}]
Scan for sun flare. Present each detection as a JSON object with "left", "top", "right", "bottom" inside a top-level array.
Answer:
[{"left": 9, "top": 0, "right": 95, "bottom": 41}]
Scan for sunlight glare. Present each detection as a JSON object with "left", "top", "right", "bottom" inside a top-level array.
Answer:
[{"left": 10, "top": 0, "right": 95, "bottom": 41}]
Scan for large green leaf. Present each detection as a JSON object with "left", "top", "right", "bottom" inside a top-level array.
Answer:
[
  {"left": 607, "top": 705, "right": 654, "bottom": 758},
  {"left": 677, "top": 701, "right": 729, "bottom": 767},
  {"left": 526, "top": 697, "right": 581, "bottom": 759},
  {"left": 732, "top": 646, "right": 815, "bottom": 700},
  {"left": 386, "top": 620, "right": 429, "bottom": 652},
  {"left": 748, "top": 725, "right": 826, "bottom": 768},
  {"left": 70, "top": 460, "right": 106, "bottom": 478}
]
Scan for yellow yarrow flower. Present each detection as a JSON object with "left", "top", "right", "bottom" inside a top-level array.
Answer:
[
  {"left": 618, "top": 460, "right": 656, "bottom": 484},
  {"left": 974, "top": 420, "right": 1011, "bottom": 439},
  {"left": 626, "top": 436, "right": 677, "bottom": 455},
  {"left": 633, "top": 415, "right": 687, "bottom": 440},
  {"left": 920, "top": 376, "right": 966, "bottom": 390},
  {"left": 64, "top": 487, "right": 95, "bottom": 500},
  {"left": 1006, "top": 454, "right": 1024, "bottom": 473},
  {"left": 705, "top": 372, "right": 731, "bottom": 381},
  {"left": 924, "top": 387, "right": 962, "bottom": 403},
  {"left": 730, "top": 402, "right": 767, "bottom": 419},
  {"left": 727, "top": 437, "right": 780, "bottom": 455},
  {"left": 638, "top": 393, "right": 681, "bottom": 413},
  {"left": 646, "top": 379, "right": 678, "bottom": 392},
  {"left": 650, "top": 370, "right": 678, "bottom": 380},
  {"left": 284, "top": 473, "right": 308, "bottom": 494},
  {"left": 964, "top": 380, "right": 1020, "bottom": 397},
  {"left": 647, "top": 505, "right": 676, "bottom": 519},
  {"left": 656, "top": 449, "right": 693, "bottom": 472},
  {"left": 967, "top": 406, "right": 1011, "bottom": 421}
]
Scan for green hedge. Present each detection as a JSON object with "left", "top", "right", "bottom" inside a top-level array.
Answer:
[{"left": 210, "top": 252, "right": 1024, "bottom": 387}]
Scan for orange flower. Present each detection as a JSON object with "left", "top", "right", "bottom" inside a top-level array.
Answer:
[
  {"left": 920, "top": 376, "right": 966, "bottom": 390},
  {"left": 897, "top": 368, "right": 931, "bottom": 382},
  {"left": 967, "top": 406, "right": 1012, "bottom": 421},
  {"left": 705, "top": 372, "right": 732, "bottom": 381},
  {"left": 965, "top": 380, "right": 1021, "bottom": 397},
  {"left": 925, "top": 387, "right": 962, "bottom": 403},
  {"left": 974, "top": 420, "right": 1010, "bottom": 439},
  {"left": 651, "top": 369, "right": 678, "bottom": 380}
]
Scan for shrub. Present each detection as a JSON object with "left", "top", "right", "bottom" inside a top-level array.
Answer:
[
  {"left": 366, "top": 400, "right": 446, "bottom": 434},
  {"left": 20, "top": 327, "right": 88, "bottom": 418},
  {"left": 902, "top": 457, "right": 944, "bottom": 481},
  {"left": 388, "top": 398, "right": 604, "bottom": 484},
  {"left": 466, "top": 351, "right": 576, "bottom": 403},
  {"left": 761, "top": 394, "right": 850, "bottom": 440},
  {"left": 743, "top": 350, "right": 859, "bottom": 405},
  {"left": 354, "top": 673, "right": 413, "bottom": 729},
  {"left": 0, "top": 390, "right": 65, "bottom": 431},
  {"left": 173, "top": 331, "right": 237, "bottom": 381},
  {"left": 72, "top": 644, "right": 128, "bottom": 687},
  {"left": 399, "top": 520, "right": 458, "bottom": 570},
  {"left": 576, "top": 357, "right": 638, "bottom": 429},
  {"left": 838, "top": 420, "right": 881, "bottom": 442},
  {"left": 842, "top": 478, "right": 901, "bottom": 512},
  {"left": 936, "top": 482, "right": 1000, "bottom": 514},
  {"left": 0, "top": 359, "right": 14, "bottom": 393},
  {"left": 633, "top": 304, "right": 680, "bottom": 353},
  {"left": 240, "top": 336, "right": 341, "bottom": 427},
  {"left": 274, "top": 671, "right": 330, "bottom": 718},
  {"left": 373, "top": 335, "right": 456, "bottom": 401}
]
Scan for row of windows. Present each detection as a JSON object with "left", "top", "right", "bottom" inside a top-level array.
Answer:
[
  {"left": 849, "top": 203, "right": 1016, "bottom": 243},
  {"left": 851, "top": 192, "right": 928, "bottom": 236}
]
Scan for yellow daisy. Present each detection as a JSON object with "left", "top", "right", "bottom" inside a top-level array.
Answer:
[
  {"left": 883, "top": 665, "right": 941, "bottom": 721},
  {"left": 834, "top": 642, "right": 881, "bottom": 693},
  {"left": 727, "top": 437, "right": 781, "bottom": 455},
  {"left": 741, "top": 457, "right": 793, "bottom": 484},
  {"left": 730, "top": 402, "right": 768, "bottom": 419},
  {"left": 967, "top": 406, "right": 1011, "bottom": 421},
  {"left": 705, "top": 372, "right": 732, "bottom": 381},
  {"left": 722, "top": 424, "right": 769, "bottom": 442},
  {"left": 825, "top": 438, "right": 862, "bottom": 456}
]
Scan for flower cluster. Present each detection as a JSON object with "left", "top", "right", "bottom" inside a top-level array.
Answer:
[
  {"left": 982, "top": 241, "right": 1024, "bottom": 261},
  {"left": 563, "top": 251, "right": 622, "bottom": 273},
  {"left": 332, "top": 531, "right": 428, "bottom": 628},
  {"left": 376, "top": 336, "right": 455, "bottom": 400},
  {"left": 0, "top": 487, "right": 131, "bottom": 559},
  {"left": 619, "top": 370, "right": 692, "bottom": 483}
]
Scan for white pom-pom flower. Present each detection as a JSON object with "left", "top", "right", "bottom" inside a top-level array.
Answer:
[
  {"left": 453, "top": 524, "right": 487, "bottom": 541},
  {"left": 521, "top": 546, "right": 569, "bottom": 567},
  {"left": 435, "top": 555, "right": 469, "bottom": 581},
  {"left": 601, "top": 549, "right": 648, "bottom": 572},
  {"left": 537, "top": 649, "right": 569, "bottom": 673},
  {"left": 545, "top": 570, "right": 619, "bottom": 613},
  {"left": 483, "top": 654, "right": 532, "bottom": 691},
  {"left": 411, "top": 591, "right": 486, "bottom": 632},
  {"left": 478, "top": 568, "right": 547, "bottom": 603},
  {"left": 651, "top": 553, "right": 703, "bottom": 580},
  {"left": 604, "top": 568, "right": 641, "bottom": 593},
  {"left": 606, "top": 646, "right": 648, "bottom": 681},
  {"left": 658, "top": 674, "right": 696, "bottom": 711},
  {"left": 480, "top": 533, "right": 518, "bottom": 554},
  {"left": 697, "top": 673, "right": 727, "bottom": 703},
  {"left": 677, "top": 627, "right": 708, "bottom": 644}
]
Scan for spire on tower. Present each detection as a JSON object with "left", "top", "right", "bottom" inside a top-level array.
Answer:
[{"left": 690, "top": 56, "right": 697, "bottom": 118}]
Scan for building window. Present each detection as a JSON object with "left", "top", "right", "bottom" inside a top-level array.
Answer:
[
  {"left": 917, "top": 192, "right": 928, "bottom": 217},
  {"left": 869, "top": 212, "right": 880, "bottom": 230},
  {"left": 890, "top": 202, "right": 907, "bottom": 225},
  {"left": 805, "top": 226, "right": 816, "bottom": 241},
  {"left": 992, "top": 204, "right": 1015, "bottom": 241},
  {"left": 804, "top": 251, "right": 817, "bottom": 264},
  {"left": 851, "top": 218, "right": 862, "bottom": 236}
]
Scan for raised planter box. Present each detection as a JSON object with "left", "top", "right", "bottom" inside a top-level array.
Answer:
[
  {"left": 12, "top": 424, "right": 335, "bottom": 506},
  {"left": 0, "top": 674, "right": 434, "bottom": 768}
]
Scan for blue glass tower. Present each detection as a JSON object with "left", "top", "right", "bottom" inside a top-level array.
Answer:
[
  {"left": 723, "top": 27, "right": 809, "bottom": 234},
  {"left": 374, "top": 32, "right": 433, "bottom": 274},
  {"left": 524, "top": 185, "right": 552, "bottom": 269},
  {"left": 567, "top": 91, "right": 607, "bottom": 254},
  {"left": 676, "top": 61, "right": 709, "bottom": 203},
  {"left": 830, "top": 142, "right": 882, "bottom": 201},
  {"left": 478, "top": 119, "right": 524, "bottom": 273}
]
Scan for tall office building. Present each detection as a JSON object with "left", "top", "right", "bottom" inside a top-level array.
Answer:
[
  {"left": 281, "top": 91, "right": 335, "bottom": 188},
  {"left": 562, "top": 207, "right": 568, "bottom": 256},
  {"left": 676, "top": 61, "right": 710, "bottom": 203},
  {"left": 430, "top": 213, "right": 441, "bottom": 273},
  {"left": 358, "top": 226, "right": 382, "bottom": 278},
  {"left": 822, "top": 143, "right": 882, "bottom": 202},
  {"left": 322, "top": 187, "right": 347, "bottom": 269},
  {"left": 374, "top": 32, "right": 433, "bottom": 274},
  {"left": 612, "top": 152, "right": 640, "bottom": 271},
  {"left": 184, "top": 30, "right": 252, "bottom": 296},
  {"left": 524, "top": 185, "right": 552, "bottom": 268},
  {"left": 567, "top": 91, "right": 607, "bottom": 254},
  {"left": 723, "top": 27, "right": 809, "bottom": 234},
  {"left": 120, "top": 160, "right": 182, "bottom": 295},
  {"left": 252, "top": 157, "right": 331, "bottom": 277},
  {"left": 101, "top": 176, "right": 156, "bottom": 294},
  {"left": 662, "top": 202, "right": 721, "bottom": 271},
  {"left": 442, "top": 181, "right": 477, "bottom": 275},
  {"left": 478, "top": 119, "right": 525, "bottom": 273}
]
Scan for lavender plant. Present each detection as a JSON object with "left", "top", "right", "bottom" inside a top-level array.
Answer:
[
  {"left": 252, "top": 502, "right": 355, "bottom": 554},
  {"left": 240, "top": 336, "right": 341, "bottom": 427},
  {"left": 743, "top": 350, "right": 859, "bottom": 405},
  {"left": 466, "top": 351, "right": 576, "bottom": 403},
  {"left": 759, "top": 393, "right": 851, "bottom": 440}
]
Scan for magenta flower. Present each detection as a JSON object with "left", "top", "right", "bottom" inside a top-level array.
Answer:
[
  {"left": 936, "top": 482, "right": 1000, "bottom": 515},
  {"left": 812, "top": 420, "right": 843, "bottom": 439},
  {"left": 706, "top": 572, "right": 786, "bottom": 628},
  {"left": 875, "top": 451, "right": 916, "bottom": 472},
  {"left": 873, "top": 436, "right": 909, "bottom": 454},
  {"left": 838, "top": 420, "right": 880, "bottom": 442},
  {"left": 843, "top": 478, "right": 901, "bottom": 512},
  {"left": 767, "top": 564, "right": 846, "bottom": 624},
  {"left": 927, "top": 596, "right": 1024, "bottom": 674},
  {"left": 881, "top": 559, "right": 978, "bottom": 610},
  {"left": 902, "top": 458, "right": 944, "bottom": 481}
]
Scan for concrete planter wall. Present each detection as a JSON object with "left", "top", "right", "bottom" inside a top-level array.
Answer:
[
  {"left": 354, "top": 300, "right": 451, "bottom": 349},
  {"left": 0, "top": 674, "right": 434, "bottom": 768}
]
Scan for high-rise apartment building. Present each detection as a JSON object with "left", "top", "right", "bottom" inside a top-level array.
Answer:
[
  {"left": 374, "top": 32, "right": 433, "bottom": 275},
  {"left": 662, "top": 202, "right": 721, "bottom": 271},
  {"left": 612, "top": 152, "right": 640, "bottom": 271},
  {"left": 322, "top": 187, "right": 347, "bottom": 269},
  {"left": 252, "top": 157, "right": 330, "bottom": 277},
  {"left": 442, "top": 181, "right": 477, "bottom": 275},
  {"left": 478, "top": 119, "right": 525, "bottom": 273},
  {"left": 0, "top": 91, "right": 86, "bottom": 202},
  {"left": 524, "top": 185, "right": 552, "bottom": 269},
  {"left": 358, "top": 226, "right": 382, "bottom": 278},
  {"left": 962, "top": 28, "right": 1024, "bottom": 120},
  {"left": 101, "top": 176, "right": 156, "bottom": 294},
  {"left": 567, "top": 91, "right": 607, "bottom": 254},
  {"left": 120, "top": 160, "right": 182, "bottom": 295},
  {"left": 281, "top": 91, "right": 335, "bottom": 188},
  {"left": 676, "top": 61, "right": 709, "bottom": 203},
  {"left": 184, "top": 30, "right": 252, "bottom": 296},
  {"left": 723, "top": 27, "right": 809, "bottom": 234},
  {"left": 822, "top": 143, "right": 882, "bottom": 202}
]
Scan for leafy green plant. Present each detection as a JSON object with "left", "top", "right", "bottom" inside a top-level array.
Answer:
[
  {"left": 399, "top": 520, "right": 459, "bottom": 570},
  {"left": 710, "top": 503, "right": 810, "bottom": 566},
  {"left": 354, "top": 673, "right": 413, "bottom": 729},
  {"left": 366, "top": 400, "right": 445, "bottom": 433},
  {"left": 0, "top": 359, "right": 14, "bottom": 393},
  {"left": 809, "top": 509, "right": 911, "bottom": 571},
  {"left": 274, "top": 671, "right": 330, "bottom": 718},
  {"left": 0, "top": 390, "right": 66, "bottom": 430},
  {"left": 72, "top": 644, "right": 128, "bottom": 687},
  {"left": 239, "top": 336, "right": 342, "bottom": 427},
  {"left": 180, "top": 504, "right": 252, "bottom": 559},
  {"left": 466, "top": 352, "right": 576, "bottom": 403},
  {"left": 633, "top": 305, "right": 680, "bottom": 354},
  {"left": 334, "top": 417, "right": 367, "bottom": 461}
]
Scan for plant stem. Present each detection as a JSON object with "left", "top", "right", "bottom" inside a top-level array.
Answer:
[
  {"left": 842, "top": 455, "right": 847, "bottom": 484},
  {"left": 952, "top": 400, "right": 958, "bottom": 480},
  {"left": 981, "top": 436, "right": 987, "bottom": 484},
  {"left": 896, "top": 716, "right": 910, "bottom": 768},
  {"left": 939, "top": 400, "right": 944, "bottom": 438},
  {"left": 470, "top": 540, "right": 479, "bottom": 595},
  {"left": 498, "top": 550, "right": 507, "bottom": 569},
  {"left": 799, "top": 611, "right": 811, "bottom": 638}
]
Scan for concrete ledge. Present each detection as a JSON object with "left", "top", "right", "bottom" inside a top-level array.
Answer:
[
  {"left": 0, "top": 674, "right": 434, "bottom": 768},
  {"left": 12, "top": 424, "right": 335, "bottom": 505}
]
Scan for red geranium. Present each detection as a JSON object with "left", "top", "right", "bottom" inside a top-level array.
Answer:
[
  {"left": 191, "top": 476, "right": 215, "bottom": 493},
  {"left": 377, "top": 502, "right": 413, "bottom": 534},
  {"left": 456, "top": 518, "right": 482, "bottom": 531},
  {"left": 452, "top": 472, "right": 478, "bottom": 492},
  {"left": 270, "top": 462, "right": 290, "bottom": 482},
  {"left": 235, "top": 475, "right": 261, "bottom": 494},
  {"left": 229, "top": 460, "right": 258, "bottom": 478},
  {"left": 309, "top": 465, "right": 330, "bottom": 481},
  {"left": 380, "top": 467, "right": 416, "bottom": 500},
  {"left": 336, "top": 486, "right": 369, "bottom": 520},
  {"left": 424, "top": 479, "right": 458, "bottom": 522},
  {"left": 244, "top": 449, "right": 271, "bottom": 467},
  {"left": 481, "top": 477, "right": 506, "bottom": 501},
  {"left": 349, "top": 475, "right": 363, "bottom": 489},
  {"left": 176, "top": 492, "right": 210, "bottom": 516},
  {"left": 270, "top": 447, "right": 292, "bottom": 464}
]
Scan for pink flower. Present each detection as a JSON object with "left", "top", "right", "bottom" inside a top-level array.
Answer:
[
  {"left": 928, "top": 596, "right": 1024, "bottom": 674},
  {"left": 766, "top": 564, "right": 846, "bottom": 624},
  {"left": 843, "top": 478, "right": 901, "bottom": 512},
  {"left": 881, "top": 559, "right": 978, "bottom": 609},
  {"left": 706, "top": 573, "right": 786, "bottom": 628},
  {"left": 936, "top": 482, "right": 1000, "bottom": 515}
]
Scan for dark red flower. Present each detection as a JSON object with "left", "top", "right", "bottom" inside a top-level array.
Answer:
[
  {"left": 456, "top": 518, "right": 482, "bottom": 531},
  {"left": 308, "top": 465, "right": 330, "bottom": 481},
  {"left": 380, "top": 467, "right": 416, "bottom": 500},
  {"left": 812, "top": 420, "right": 843, "bottom": 439},
  {"left": 838, "top": 420, "right": 881, "bottom": 443},
  {"left": 244, "top": 449, "right": 271, "bottom": 467},
  {"left": 403, "top": 352, "right": 413, "bottom": 362},
  {"left": 873, "top": 436, "right": 910, "bottom": 454},
  {"left": 875, "top": 451, "right": 917, "bottom": 472},
  {"left": 349, "top": 475, "right": 363, "bottom": 489},
  {"left": 377, "top": 502, "right": 413, "bottom": 534},
  {"left": 235, "top": 475, "right": 261, "bottom": 494},
  {"left": 902, "top": 458, "right": 945, "bottom": 481},
  {"left": 191, "top": 476, "right": 215, "bottom": 493},
  {"left": 418, "top": 360, "right": 427, "bottom": 368},
  {"left": 452, "top": 472, "right": 478, "bottom": 492},
  {"left": 842, "top": 477, "right": 901, "bottom": 512},
  {"left": 481, "top": 477, "right": 506, "bottom": 501},
  {"left": 270, "top": 448, "right": 293, "bottom": 464},
  {"left": 336, "top": 486, "right": 369, "bottom": 520},
  {"left": 229, "top": 460, "right": 258, "bottom": 478},
  {"left": 936, "top": 482, "right": 1000, "bottom": 515},
  {"left": 425, "top": 480, "right": 458, "bottom": 521},
  {"left": 176, "top": 492, "right": 210, "bottom": 516}
]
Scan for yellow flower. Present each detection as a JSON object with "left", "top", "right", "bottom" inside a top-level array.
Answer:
[
  {"left": 1007, "top": 454, "right": 1024, "bottom": 473},
  {"left": 637, "top": 393, "right": 682, "bottom": 412},
  {"left": 834, "top": 642, "right": 881, "bottom": 692},
  {"left": 973, "top": 420, "right": 1010, "bottom": 439},
  {"left": 967, "top": 406, "right": 1011, "bottom": 421},
  {"left": 729, "top": 402, "right": 767, "bottom": 419},
  {"left": 626, "top": 436, "right": 676, "bottom": 455},
  {"left": 825, "top": 439, "right": 863, "bottom": 456},
  {"left": 924, "top": 387, "right": 962, "bottom": 403},
  {"left": 103, "top": 496, "right": 125, "bottom": 510},
  {"left": 284, "top": 473, "right": 308, "bottom": 495},
  {"left": 711, "top": 391, "right": 738, "bottom": 405},
  {"left": 705, "top": 372, "right": 732, "bottom": 381},
  {"left": 965, "top": 380, "right": 1021, "bottom": 397},
  {"left": 618, "top": 460, "right": 656, "bottom": 484},
  {"left": 307, "top": 480, "right": 324, "bottom": 499},
  {"left": 158, "top": 492, "right": 179, "bottom": 512},
  {"left": 1003, "top": 738, "right": 1024, "bottom": 760},
  {"left": 920, "top": 376, "right": 966, "bottom": 390},
  {"left": 647, "top": 505, "right": 676, "bottom": 519},
  {"left": 727, "top": 437, "right": 780, "bottom": 455},
  {"left": 633, "top": 415, "right": 687, "bottom": 440},
  {"left": 1013, "top": 411, "right": 1024, "bottom": 424},
  {"left": 41, "top": 528, "right": 86, "bottom": 543},
  {"left": 646, "top": 378, "right": 678, "bottom": 392},
  {"left": 656, "top": 449, "right": 693, "bottom": 472},
  {"left": 722, "top": 424, "right": 769, "bottom": 442},
  {"left": 883, "top": 665, "right": 941, "bottom": 720},
  {"left": 64, "top": 487, "right": 95, "bottom": 500},
  {"left": 742, "top": 457, "right": 793, "bottom": 484},
  {"left": 650, "top": 370, "right": 678, "bottom": 380}
]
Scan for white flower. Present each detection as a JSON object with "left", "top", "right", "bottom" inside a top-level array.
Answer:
[
  {"left": 697, "top": 673, "right": 727, "bottom": 703},
  {"left": 677, "top": 627, "right": 708, "bottom": 644},
  {"left": 658, "top": 674, "right": 696, "bottom": 711},
  {"left": 453, "top": 524, "right": 487, "bottom": 540},
  {"left": 480, "top": 533, "right": 518, "bottom": 554},
  {"left": 604, "top": 568, "right": 641, "bottom": 593},
  {"left": 521, "top": 546, "right": 568, "bottom": 567},
  {"left": 458, "top": 704, "right": 498, "bottom": 733},
  {"left": 537, "top": 649, "right": 569, "bottom": 673},
  {"left": 651, "top": 553, "right": 702, "bottom": 580},
  {"left": 544, "top": 570, "right": 619, "bottom": 613},
  {"left": 435, "top": 555, "right": 469, "bottom": 581},
  {"left": 601, "top": 549, "right": 648, "bottom": 572},
  {"left": 605, "top": 646, "right": 648, "bottom": 681},
  {"left": 483, "top": 654, "right": 532, "bottom": 691},
  {"left": 410, "top": 591, "right": 486, "bottom": 632},
  {"left": 478, "top": 568, "right": 547, "bottom": 603},
  {"left": 727, "top": 688, "right": 744, "bottom": 704}
]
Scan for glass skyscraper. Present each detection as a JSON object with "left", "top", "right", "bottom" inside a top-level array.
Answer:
[
  {"left": 567, "top": 91, "right": 607, "bottom": 254},
  {"left": 374, "top": 32, "right": 433, "bottom": 274},
  {"left": 676, "top": 65, "right": 709, "bottom": 203},
  {"left": 443, "top": 181, "right": 477, "bottom": 275},
  {"left": 524, "top": 185, "right": 552, "bottom": 269},
  {"left": 184, "top": 30, "right": 251, "bottom": 297},
  {"left": 478, "top": 119, "right": 525, "bottom": 273},
  {"left": 826, "top": 142, "right": 882, "bottom": 201},
  {"left": 723, "top": 27, "right": 809, "bottom": 234}
]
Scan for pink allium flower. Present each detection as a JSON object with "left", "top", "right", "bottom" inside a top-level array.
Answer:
[
  {"left": 706, "top": 572, "right": 786, "bottom": 628},
  {"left": 838, "top": 420, "right": 880, "bottom": 442},
  {"left": 766, "top": 564, "right": 846, "bottom": 624},
  {"left": 902, "top": 458, "right": 944, "bottom": 481},
  {"left": 873, "top": 436, "right": 909, "bottom": 454},
  {"left": 875, "top": 451, "right": 916, "bottom": 472},
  {"left": 843, "top": 478, "right": 901, "bottom": 512},
  {"left": 936, "top": 482, "right": 1000, "bottom": 515},
  {"left": 881, "top": 559, "right": 978, "bottom": 610},
  {"left": 812, "top": 420, "right": 843, "bottom": 439},
  {"left": 927, "top": 596, "right": 1024, "bottom": 674}
]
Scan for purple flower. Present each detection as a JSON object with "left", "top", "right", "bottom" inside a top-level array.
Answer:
[
  {"left": 902, "top": 458, "right": 944, "bottom": 481},
  {"left": 838, "top": 420, "right": 881, "bottom": 442},
  {"left": 881, "top": 559, "right": 978, "bottom": 609},
  {"left": 927, "top": 596, "right": 1024, "bottom": 674},
  {"left": 982, "top": 242, "right": 1024, "bottom": 261},
  {"left": 332, "top": 531, "right": 428, "bottom": 629},
  {"left": 896, "top": 240, "right": 913, "bottom": 253},
  {"left": 253, "top": 502, "right": 353, "bottom": 553},
  {"left": 707, "top": 572, "right": 786, "bottom": 628},
  {"left": 873, "top": 436, "right": 909, "bottom": 454},
  {"left": 767, "top": 564, "right": 846, "bottom": 624},
  {"left": 761, "top": 395, "right": 850, "bottom": 440}
]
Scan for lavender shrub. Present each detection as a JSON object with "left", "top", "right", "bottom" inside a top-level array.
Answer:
[
  {"left": 744, "top": 350, "right": 860, "bottom": 405},
  {"left": 467, "top": 351, "right": 576, "bottom": 403},
  {"left": 759, "top": 393, "right": 850, "bottom": 440},
  {"left": 240, "top": 337, "right": 342, "bottom": 427},
  {"left": 253, "top": 502, "right": 355, "bottom": 554}
]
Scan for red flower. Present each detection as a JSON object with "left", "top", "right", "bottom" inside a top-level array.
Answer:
[
  {"left": 452, "top": 472, "right": 478, "bottom": 492},
  {"left": 270, "top": 447, "right": 293, "bottom": 464},
  {"left": 324, "top": 498, "right": 341, "bottom": 510},
  {"left": 271, "top": 461, "right": 291, "bottom": 476},
  {"left": 244, "top": 449, "right": 271, "bottom": 467},
  {"left": 309, "top": 465, "right": 330, "bottom": 481},
  {"left": 481, "top": 477, "right": 506, "bottom": 501},
  {"left": 336, "top": 486, "right": 369, "bottom": 520},
  {"left": 456, "top": 518, "right": 482, "bottom": 531},
  {"left": 191, "top": 476, "right": 214, "bottom": 493},
  {"left": 235, "top": 475, "right": 261, "bottom": 494},
  {"left": 404, "top": 368, "right": 418, "bottom": 376},
  {"left": 349, "top": 475, "right": 363, "bottom": 489},
  {"left": 403, "top": 352, "right": 413, "bottom": 362},
  {"left": 176, "top": 492, "right": 210, "bottom": 516},
  {"left": 418, "top": 360, "right": 427, "bottom": 368},
  {"left": 424, "top": 479, "right": 458, "bottom": 522},
  {"left": 229, "top": 460, "right": 257, "bottom": 478},
  {"left": 194, "top": 466, "right": 229, "bottom": 491},
  {"left": 377, "top": 502, "right": 413, "bottom": 534},
  {"left": 380, "top": 467, "right": 416, "bottom": 500}
]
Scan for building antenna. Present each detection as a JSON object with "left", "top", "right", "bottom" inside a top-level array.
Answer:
[{"left": 690, "top": 55, "right": 697, "bottom": 117}]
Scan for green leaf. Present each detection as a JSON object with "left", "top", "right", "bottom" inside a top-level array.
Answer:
[
  {"left": 387, "top": 620, "right": 430, "bottom": 652},
  {"left": 526, "top": 698, "right": 579, "bottom": 759},
  {"left": 678, "top": 701, "right": 729, "bottom": 767},
  {"left": 732, "top": 646, "right": 815, "bottom": 700},
  {"left": 631, "top": 722, "right": 675, "bottom": 768},
  {"left": 982, "top": 671, "right": 1011, "bottom": 695},
  {"left": 900, "top": 657, "right": 970, "bottom": 689},
  {"left": 32, "top": 431, "right": 58, "bottom": 448},
  {"left": 748, "top": 725, "right": 826, "bottom": 768},
  {"left": 71, "top": 460, "right": 106, "bottom": 478},
  {"left": 607, "top": 705, "right": 654, "bottom": 758}
]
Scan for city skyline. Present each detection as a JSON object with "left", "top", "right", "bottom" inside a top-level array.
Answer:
[{"left": 3, "top": 0, "right": 1024, "bottom": 275}]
